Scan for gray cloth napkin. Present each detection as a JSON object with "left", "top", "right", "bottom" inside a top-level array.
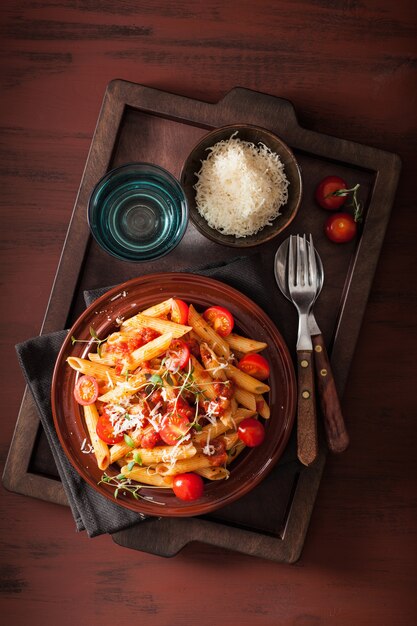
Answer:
[{"left": 15, "top": 255, "right": 296, "bottom": 538}]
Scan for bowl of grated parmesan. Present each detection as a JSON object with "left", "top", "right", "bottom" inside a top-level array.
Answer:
[{"left": 181, "top": 125, "right": 302, "bottom": 247}]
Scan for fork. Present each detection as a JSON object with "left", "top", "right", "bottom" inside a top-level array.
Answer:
[{"left": 288, "top": 234, "right": 318, "bottom": 466}]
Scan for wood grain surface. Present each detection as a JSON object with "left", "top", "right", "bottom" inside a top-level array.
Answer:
[{"left": 0, "top": 1, "right": 416, "bottom": 625}]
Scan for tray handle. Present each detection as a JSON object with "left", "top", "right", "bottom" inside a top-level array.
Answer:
[{"left": 219, "top": 87, "right": 299, "bottom": 133}]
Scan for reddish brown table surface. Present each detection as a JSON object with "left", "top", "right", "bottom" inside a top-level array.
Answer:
[{"left": 1, "top": 2, "right": 416, "bottom": 624}]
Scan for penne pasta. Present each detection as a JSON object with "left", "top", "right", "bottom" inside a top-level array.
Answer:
[
  {"left": 119, "top": 313, "right": 191, "bottom": 338},
  {"left": 255, "top": 394, "right": 271, "bottom": 419},
  {"left": 155, "top": 453, "right": 212, "bottom": 475},
  {"left": 225, "top": 364, "right": 270, "bottom": 394},
  {"left": 189, "top": 355, "right": 218, "bottom": 399},
  {"left": 192, "top": 409, "right": 254, "bottom": 444},
  {"left": 128, "top": 332, "right": 173, "bottom": 371},
  {"left": 83, "top": 403, "right": 109, "bottom": 470},
  {"left": 188, "top": 305, "right": 230, "bottom": 359},
  {"left": 234, "top": 387, "right": 257, "bottom": 411},
  {"left": 121, "top": 299, "right": 173, "bottom": 329},
  {"left": 126, "top": 443, "right": 197, "bottom": 466},
  {"left": 222, "top": 431, "right": 240, "bottom": 450},
  {"left": 88, "top": 351, "right": 117, "bottom": 366},
  {"left": 199, "top": 342, "right": 229, "bottom": 381},
  {"left": 225, "top": 333, "right": 267, "bottom": 353},
  {"left": 67, "top": 357, "right": 124, "bottom": 384},
  {"left": 196, "top": 467, "right": 230, "bottom": 481},
  {"left": 120, "top": 465, "right": 174, "bottom": 487},
  {"left": 227, "top": 441, "right": 246, "bottom": 464},
  {"left": 98, "top": 374, "right": 148, "bottom": 403}
]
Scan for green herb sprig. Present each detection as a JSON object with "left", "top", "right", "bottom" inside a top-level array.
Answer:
[
  {"left": 98, "top": 472, "right": 169, "bottom": 503},
  {"left": 328, "top": 183, "right": 363, "bottom": 222},
  {"left": 71, "top": 326, "right": 108, "bottom": 357}
]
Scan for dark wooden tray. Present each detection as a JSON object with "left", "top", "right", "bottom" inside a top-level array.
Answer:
[{"left": 3, "top": 81, "right": 400, "bottom": 562}]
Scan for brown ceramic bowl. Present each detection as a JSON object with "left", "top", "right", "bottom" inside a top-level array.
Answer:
[
  {"left": 180, "top": 124, "right": 302, "bottom": 247},
  {"left": 51, "top": 273, "right": 296, "bottom": 517}
]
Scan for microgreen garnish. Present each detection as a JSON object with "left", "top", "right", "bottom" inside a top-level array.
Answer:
[
  {"left": 127, "top": 460, "right": 136, "bottom": 472},
  {"left": 133, "top": 451, "right": 143, "bottom": 465},
  {"left": 123, "top": 434, "right": 135, "bottom": 448},
  {"left": 70, "top": 327, "right": 108, "bottom": 357},
  {"left": 99, "top": 472, "right": 169, "bottom": 503}
]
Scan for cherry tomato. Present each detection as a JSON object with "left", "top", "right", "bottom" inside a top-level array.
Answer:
[
  {"left": 315, "top": 176, "right": 348, "bottom": 210},
  {"left": 237, "top": 353, "right": 270, "bottom": 380},
  {"left": 96, "top": 414, "right": 124, "bottom": 444},
  {"left": 203, "top": 306, "right": 234, "bottom": 337},
  {"left": 238, "top": 417, "right": 265, "bottom": 447},
  {"left": 169, "top": 396, "right": 194, "bottom": 421},
  {"left": 324, "top": 212, "right": 357, "bottom": 243},
  {"left": 74, "top": 375, "right": 99, "bottom": 406},
  {"left": 170, "top": 299, "right": 189, "bottom": 325},
  {"left": 159, "top": 411, "right": 190, "bottom": 445},
  {"left": 172, "top": 473, "right": 204, "bottom": 501},
  {"left": 165, "top": 339, "right": 190, "bottom": 371}
]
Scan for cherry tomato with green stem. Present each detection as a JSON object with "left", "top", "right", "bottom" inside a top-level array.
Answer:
[{"left": 315, "top": 176, "right": 349, "bottom": 210}]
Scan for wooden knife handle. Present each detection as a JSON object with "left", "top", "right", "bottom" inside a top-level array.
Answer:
[
  {"left": 296, "top": 350, "right": 318, "bottom": 466},
  {"left": 312, "top": 334, "right": 349, "bottom": 453}
]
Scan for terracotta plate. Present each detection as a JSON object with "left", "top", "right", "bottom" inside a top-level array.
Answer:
[{"left": 51, "top": 273, "right": 296, "bottom": 517}]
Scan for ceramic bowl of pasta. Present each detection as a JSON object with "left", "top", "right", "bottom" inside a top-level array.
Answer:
[
  {"left": 180, "top": 124, "right": 302, "bottom": 248},
  {"left": 51, "top": 273, "right": 296, "bottom": 517}
]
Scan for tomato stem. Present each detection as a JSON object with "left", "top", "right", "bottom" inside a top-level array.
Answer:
[{"left": 328, "top": 183, "right": 363, "bottom": 222}]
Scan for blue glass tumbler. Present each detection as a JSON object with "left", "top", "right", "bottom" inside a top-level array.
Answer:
[{"left": 88, "top": 163, "right": 188, "bottom": 262}]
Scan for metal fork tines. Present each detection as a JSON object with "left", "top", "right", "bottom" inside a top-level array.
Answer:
[
  {"left": 288, "top": 233, "right": 318, "bottom": 466},
  {"left": 288, "top": 234, "right": 317, "bottom": 351}
]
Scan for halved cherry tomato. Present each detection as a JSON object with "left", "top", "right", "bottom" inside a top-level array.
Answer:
[
  {"left": 324, "top": 212, "right": 357, "bottom": 243},
  {"left": 96, "top": 414, "right": 124, "bottom": 444},
  {"left": 74, "top": 375, "right": 99, "bottom": 406},
  {"left": 237, "top": 353, "right": 270, "bottom": 380},
  {"left": 169, "top": 396, "right": 194, "bottom": 421},
  {"left": 165, "top": 339, "right": 190, "bottom": 372},
  {"left": 238, "top": 417, "right": 265, "bottom": 447},
  {"left": 159, "top": 412, "right": 190, "bottom": 445},
  {"left": 315, "top": 176, "right": 348, "bottom": 210},
  {"left": 172, "top": 473, "right": 204, "bottom": 501},
  {"left": 203, "top": 306, "right": 234, "bottom": 337},
  {"left": 170, "top": 299, "right": 189, "bottom": 325}
]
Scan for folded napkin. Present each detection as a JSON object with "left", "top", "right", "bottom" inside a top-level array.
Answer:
[{"left": 16, "top": 254, "right": 294, "bottom": 537}]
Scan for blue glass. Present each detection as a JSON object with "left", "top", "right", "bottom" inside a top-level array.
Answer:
[{"left": 88, "top": 163, "right": 188, "bottom": 262}]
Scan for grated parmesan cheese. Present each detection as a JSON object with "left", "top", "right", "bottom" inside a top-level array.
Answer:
[{"left": 194, "top": 133, "right": 289, "bottom": 238}]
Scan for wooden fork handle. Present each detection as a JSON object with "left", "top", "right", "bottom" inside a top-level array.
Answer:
[
  {"left": 296, "top": 350, "right": 318, "bottom": 466},
  {"left": 311, "top": 333, "right": 349, "bottom": 453}
]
